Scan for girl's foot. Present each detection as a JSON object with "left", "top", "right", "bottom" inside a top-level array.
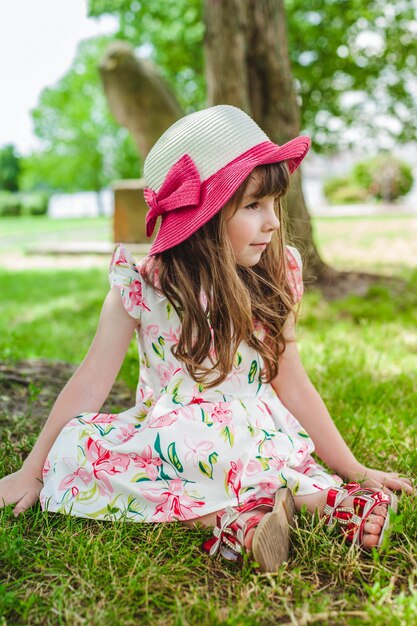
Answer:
[
  {"left": 294, "top": 483, "right": 396, "bottom": 550},
  {"left": 201, "top": 490, "right": 294, "bottom": 571},
  {"left": 334, "top": 496, "right": 387, "bottom": 549}
]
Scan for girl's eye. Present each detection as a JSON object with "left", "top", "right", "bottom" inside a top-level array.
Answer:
[{"left": 245, "top": 202, "right": 259, "bottom": 210}]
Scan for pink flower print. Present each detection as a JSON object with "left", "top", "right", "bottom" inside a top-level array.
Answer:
[
  {"left": 178, "top": 406, "right": 198, "bottom": 421},
  {"left": 143, "top": 324, "right": 160, "bottom": 342},
  {"left": 259, "top": 480, "right": 281, "bottom": 495},
  {"left": 225, "top": 459, "right": 243, "bottom": 501},
  {"left": 112, "top": 247, "right": 127, "bottom": 265},
  {"left": 157, "top": 361, "right": 180, "bottom": 387},
  {"left": 269, "top": 456, "right": 285, "bottom": 472},
  {"left": 58, "top": 462, "right": 93, "bottom": 491},
  {"left": 79, "top": 413, "right": 118, "bottom": 425},
  {"left": 226, "top": 363, "right": 245, "bottom": 388},
  {"left": 296, "top": 442, "right": 309, "bottom": 458},
  {"left": 116, "top": 423, "right": 137, "bottom": 443},
  {"left": 298, "top": 458, "right": 316, "bottom": 475},
  {"left": 71, "top": 486, "right": 79, "bottom": 498},
  {"left": 140, "top": 478, "right": 205, "bottom": 521},
  {"left": 211, "top": 404, "right": 232, "bottom": 427},
  {"left": 262, "top": 439, "right": 286, "bottom": 472},
  {"left": 162, "top": 326, "right": 180, "bottom": 345},
  {"left": 184, "top": 436, "right": 214, "bottom": 466},
  {"left": 124, "top": 279, "right": 150, "bottom": 313},
  {"left": 147, "top": 411, "right": 178, "bottom": 428},
  {"left": 137, "top": 387, "right": 155, "bottom": 403},
  {"left": 190, "top": 396, "right": 205, "bottom": 405},
  {"left": 245, "top": 459, "right": 263, "bottom": 476},
  {"left": 129, "top": 445, "right": 162, "bottom": 480},
  {"left": 85, "top": 438, "right": 131, "bottom": 496}
]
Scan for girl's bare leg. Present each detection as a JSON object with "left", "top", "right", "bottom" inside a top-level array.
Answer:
[{"left": 188, "top": 488, "right": 388, "bottom": 551}]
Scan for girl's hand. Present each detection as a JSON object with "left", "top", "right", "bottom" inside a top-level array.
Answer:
[
  {"left": 347, "top": 463, "right": 414, "bottom": 496},
  {"left": 0, "top": 468, "right": 44, "bottom": 516}
]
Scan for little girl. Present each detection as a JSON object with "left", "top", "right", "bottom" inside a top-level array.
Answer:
[{"left": 0, "top": 105, "right": 413, "bottom": 572}]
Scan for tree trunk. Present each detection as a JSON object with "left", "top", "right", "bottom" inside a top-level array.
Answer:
[
  {"left": 203, "top": 0, "right": 335, "bottom": 283},
  {"left": 99, "top": 41, "right": 183, "bottom": 156}
]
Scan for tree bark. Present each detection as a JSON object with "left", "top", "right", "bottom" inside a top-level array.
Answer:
[
  {"left": 203, "top": 0, "right": 334, "bottom": 283},
  {"left": 99, "top": 41, "right": 183, "bottom": 156}
]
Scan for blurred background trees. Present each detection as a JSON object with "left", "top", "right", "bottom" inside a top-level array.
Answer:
[
  {"left": 2, "top": 0, "right": 415, "bottom": 271},
  {"left": 20, "top": 37, "right": 140, "bottom": 204},
  {"left": 88, "top": 0, "right": 417, "bottom": 152},
  {"left": 12, "top": 0, "right": 417, "bottom": 194}
]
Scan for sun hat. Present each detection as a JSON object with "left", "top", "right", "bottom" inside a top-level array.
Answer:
[{"left": 143, "top": 104, "right": 311, "bottom": 255}]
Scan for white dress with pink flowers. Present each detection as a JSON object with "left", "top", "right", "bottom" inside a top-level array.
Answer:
[{"left": 39, "top": 244, "right": 342, "bottom": 522}]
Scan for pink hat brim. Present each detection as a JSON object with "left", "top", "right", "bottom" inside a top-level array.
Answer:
[{"left": 149, "top": 136, "right": 311, "bottom": 255}]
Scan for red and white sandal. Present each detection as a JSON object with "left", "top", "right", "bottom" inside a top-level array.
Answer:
[
  {"left": 322, "top": 481, "right": 398, "bottom": 548},
  {"left": 202, "top": 488, "right": 295, "bottom": 572}
]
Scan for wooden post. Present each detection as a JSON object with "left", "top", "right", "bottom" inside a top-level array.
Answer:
[{"left": 112, "top": 178, "right": 154, "bottom": 244}]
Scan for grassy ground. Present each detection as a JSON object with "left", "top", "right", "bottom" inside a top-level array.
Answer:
[
  {"left": 1, "top": 216, "right": 417, "bottom": 625},
  {"left": 0, "top": 216, "right": 111, "bottom": 253}
]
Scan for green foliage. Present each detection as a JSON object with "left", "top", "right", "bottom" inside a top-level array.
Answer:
[
  {"left": 0, "top": 191, "right": 21, "bottom": 216},
  {"left": 322, "top": 173, "right": 364, "bottom": 204},
  {"left": 324, "top": 154, "right": 414, "bottom": 204},
  {"left": 0, "top": 192, "right": 49, "bottom": 217},
  {"left": 26, "top": 36, "right": 141, "bottom": 194},
  {"left": 88, "top": 0, "right": 205, "bottom": 114},
  {"left": 0, "top": 144, "right": 20, "bottom": 192},
  {"left": 323, "top": 175, "right": 369, "bottom": 204},
  {"left": 88, "top": 0, "right": 417, "bottom": 152},
  {"left": 352, "top": 154, "right": 414, "bottom": 201},
  {"left": 285, "top": 0, "right": 417, "bottom": 151}
]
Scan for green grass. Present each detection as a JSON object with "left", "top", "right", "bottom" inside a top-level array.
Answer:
[
  {"left": 1, "top": 216, "right": 417, "bottom": 625},
  {"left": 0, "top": 216, "right": 112, "bottom": 252}
]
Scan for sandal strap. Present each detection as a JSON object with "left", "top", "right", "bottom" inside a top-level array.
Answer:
[
  {"left": 202, "top": 496, "right": 274, "bottom": 559},
  {"left": 322, "top": 481, "right": 391, "bottom": 545}
]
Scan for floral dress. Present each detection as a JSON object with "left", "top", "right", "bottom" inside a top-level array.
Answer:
[{"left": 40, "top": 244, "right": 342, "bottom": 522}]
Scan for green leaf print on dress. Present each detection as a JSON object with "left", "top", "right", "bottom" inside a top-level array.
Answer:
[
  {"left": 154, "top": 433, "right": 184, "bottom": 480},
  {"left": 248, "top": 360, "right": 257, "bottom": 384},
  {"left": 198, "top": 452, "right": 218, "bottom": 480},
  {"left": 234, "top": 351, "right": 242, "bottom": 367},
  {"left": 220, "top": 426, "right": 234, "bottom": 447},
  {"left": 167, "top": 378, "right": 185, "bottom": 405},
  {"left": 141, "top": 352, "right": 151, "bottom": 369},
  {"left": 152, "top": 336, "right": 165, "bottom": 360},
  {"left": 168, "top": 442, "right": 183, "bottom": 472}
]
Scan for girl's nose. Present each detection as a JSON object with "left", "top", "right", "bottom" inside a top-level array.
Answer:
[{"left": 263, "top": 200, "right": 280, "bottom": 231}]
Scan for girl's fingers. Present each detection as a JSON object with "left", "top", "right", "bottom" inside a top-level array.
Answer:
[
  {"left": 384, "top": 477, "right": 414, "bottom": 494},
  {"left": 363, "top": 471, "right": 414, "bottom": 494},
  {"left": 12, "top": 491, "right": 36, "bottom": 517}
]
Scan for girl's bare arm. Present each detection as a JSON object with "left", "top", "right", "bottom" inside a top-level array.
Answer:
[
  {"left": 270, "top": 314, "right": 413, "bottom": 493},
  {"left": 22, "top": 286, "right": 139, "bottom": 477}
]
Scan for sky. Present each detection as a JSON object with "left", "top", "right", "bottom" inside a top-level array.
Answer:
[{"left": 0, "top": 0, "right": 118, "bottom": 155}]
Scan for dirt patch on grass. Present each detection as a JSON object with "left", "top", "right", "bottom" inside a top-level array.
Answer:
[{"left": 0, "top": 359, "right": 135, "bottom": 437}]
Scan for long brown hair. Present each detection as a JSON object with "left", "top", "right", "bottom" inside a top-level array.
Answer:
[{"left": 142, "top": 161, "right": 299, "bottom": 389}]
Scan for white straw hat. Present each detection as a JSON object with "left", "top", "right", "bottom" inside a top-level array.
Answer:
[{"left": 143, "top": 105, "right": 311, "bottom": 254}]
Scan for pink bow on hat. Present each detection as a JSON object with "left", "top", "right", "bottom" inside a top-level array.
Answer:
[{"left": 144, "top": 154, "right": 201, "bottom": 238}]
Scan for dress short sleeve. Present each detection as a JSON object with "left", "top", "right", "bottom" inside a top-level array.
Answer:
[
  {"left": 108, "top": 244, "right": 150, "bottom": 321},
  {"left": 285, "top": 245, "right": 304, "bottom": 304}
]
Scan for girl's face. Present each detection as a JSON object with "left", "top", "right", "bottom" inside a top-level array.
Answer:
[{"left": 225, "top": 171, "right": 280, "bottom": 267}]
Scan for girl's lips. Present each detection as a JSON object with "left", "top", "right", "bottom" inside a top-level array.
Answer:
[{"left": 250, "top": 243, "right": 268, "bottom": 247}]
